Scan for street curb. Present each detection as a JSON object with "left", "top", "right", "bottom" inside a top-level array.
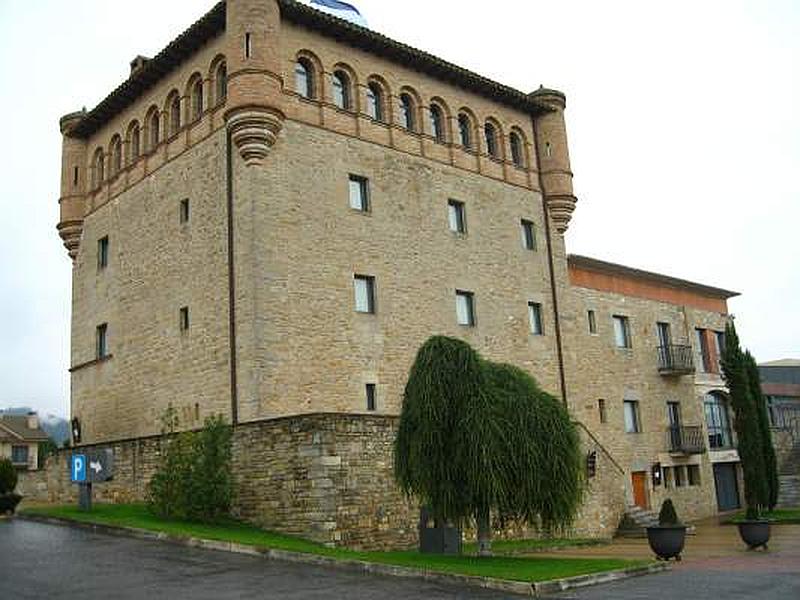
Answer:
[{"left": 17, "top": 514, "right": 670, "bottom": 597}]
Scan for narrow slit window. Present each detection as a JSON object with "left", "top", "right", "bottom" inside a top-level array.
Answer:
[
  {"left": 97, "top": 236, "right": 109, "bottom": 270},
  {"left": 366, "top": 384, "right": 377, "bottom": 411},
  {"left": 528, "top": 302, "right": 544, "bottom": 335},
  {"left": 588, "top": 310, "right": 597, "bottom": 334},
  {"left": 245, "top": 33, "right": 252, "bottom": 59},
  {"left": 73, "top": 166, "right": 79, "bottom": 186},
  {"left": 598, "top": 399, "right": 607, "bottom": 424},
  {"left": 521, "top": 219, "right": 536, "bottom": 250},
  {"left": 180, "top": 198, "right": 190, "bottom": 224},
  {"left": 96, "top": 323, "right": 108, "bottom": 359},
  {"left": 179, "top": 307, "right": 190, "bottom": 332}
]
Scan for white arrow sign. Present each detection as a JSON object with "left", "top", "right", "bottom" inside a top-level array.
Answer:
[{"left": 89, "top": 461, "right": 103, "bottom": 474}]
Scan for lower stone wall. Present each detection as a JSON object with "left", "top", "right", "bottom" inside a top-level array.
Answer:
[{"left": 18, "top": 413, "right": 628, "bottom": 549}]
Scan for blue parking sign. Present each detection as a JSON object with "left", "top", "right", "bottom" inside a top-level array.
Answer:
[{"left": 71, "top": 454, "right": 87, "bottom": 483}]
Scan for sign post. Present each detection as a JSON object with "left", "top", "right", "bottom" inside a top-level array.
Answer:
[{"left": 70, "top": 449, "right": 114, "bottom": 512}]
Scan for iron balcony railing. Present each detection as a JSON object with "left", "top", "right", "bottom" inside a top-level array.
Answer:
[
  {"left": 657, "top": 344, "right": 695, "bottom": 375},
  {"left": 667, "top": 425, "right": 707, "bottom": 455}
]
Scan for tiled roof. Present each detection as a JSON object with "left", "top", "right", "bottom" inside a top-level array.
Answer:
[
  {"left": 68, "top": 0, "right": 553, "bottom": 139},
  {"left": 0, "top": 416, "right": 51, "bottom": 443},
  {"left": 568, "top": 255, "right": 740, "bottom": 300}
]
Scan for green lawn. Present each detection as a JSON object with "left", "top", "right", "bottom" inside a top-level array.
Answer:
[
  {"left": 20, "top": 504, "right": 641, "bottom": 583},
  {"left": 730, "top": 508, "right": 800, "bottom": 524}
]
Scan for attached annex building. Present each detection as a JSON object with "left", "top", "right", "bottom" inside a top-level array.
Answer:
[{"left": 55, "top": 0, "right": 742, "bottom": 546}]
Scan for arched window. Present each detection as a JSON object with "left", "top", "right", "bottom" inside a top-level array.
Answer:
[
  {"left": 190, "top": 78, "right": 204, "bottom": 122},
  {"left": 128, "top": 122, "right": 141, "bottom": 164},
  {"left": 168, "top": 93, "right": 181, "bottom": 136},
  {"left": 399, "top": 93, "right": 415, "bottom": 131},
  {"left": 429, "top": 104, "right": 445, "bottom": 143},
  {"left": 458, "top": 113, "right": 472, "bottom": 149},
  {"left": 331, "top": 70, "right": 351, "bottom": 110},
  {"left": 366, "top": 82, "right": 384, "bottom": 122},
  {"left": 92, "top": 149, "right": 104, "bottom": 189},
  {"left": 147, "top": 109, "right": 160, "bottom": 151},
  {"left": 510, "top": 131, "right": 525, "bottom": 168},
  {"left": 215, "top": 62, "right": 227, "bottom": 104},
  {"left": 110, "top": 136, "right": 122, "bottom": 176},
  {"left": 484, "top": 122, "right": 499, "bottom": 159},
  {"left": 704, "top": 392, "right": 733, "bottom": 449},
  {"left": 295, "top": 58, "right": 314, "bottom": 99}
]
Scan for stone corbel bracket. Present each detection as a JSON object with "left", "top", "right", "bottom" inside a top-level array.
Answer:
[{"left": 226, "top": 107, "right": 285, "bottom": 166}]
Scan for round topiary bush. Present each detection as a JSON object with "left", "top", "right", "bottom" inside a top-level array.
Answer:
[{"left": 0, "top": 457, "right": 18, "bottom": 495}]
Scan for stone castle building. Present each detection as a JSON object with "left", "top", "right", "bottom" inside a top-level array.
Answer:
[{"left": 52, "top": 0, "right": 743, "bottom": 546}]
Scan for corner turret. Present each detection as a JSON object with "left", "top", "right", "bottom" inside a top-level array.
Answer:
[
  {"left": 58, "top": 110, "right": 88, "bottom": 261},
  {"left": 224, "top": 0, "right": 286, "bottom": 165},
  {"left": 531, "top": 87, "right": 578, "bottom": 234}
]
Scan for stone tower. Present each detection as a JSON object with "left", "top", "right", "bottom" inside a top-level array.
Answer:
[
  {"left": 224, "top": 0, "right": 286, "bottom": 165},
  {"left": 57, "top": 111, "right": 88, "bottom": 260}
]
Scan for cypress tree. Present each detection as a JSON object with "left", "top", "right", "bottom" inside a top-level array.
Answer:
[
  {"left": 744, "top": 351, "right": 779, "bottom": 510},
  {"left": 395, "top": 336, "right": 584, "bottom": 556},
  {"left": 720, "top": 322, "right": 767, "bottom": 519}
]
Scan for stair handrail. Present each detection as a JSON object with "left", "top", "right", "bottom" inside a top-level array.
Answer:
[{"left": 574, "top": 420, "right": 625, "bottom": 476}]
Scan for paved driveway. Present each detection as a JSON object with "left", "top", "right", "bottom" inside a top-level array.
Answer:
[
  {"left": 544, "top": 520, "right": 800, "bottom": 600},
  {"left": 0, "top": 519, "right": 513, "bottom": 600}
]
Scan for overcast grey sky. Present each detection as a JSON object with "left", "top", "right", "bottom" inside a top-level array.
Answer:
[{"left": 0, "top": 0, "right": 797, "bottom": 418}]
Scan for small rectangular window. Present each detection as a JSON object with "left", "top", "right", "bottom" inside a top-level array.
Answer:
[
  {"left": 349, "top": 175, "right": 369, "bottom": 212},
  {"left": 455, "top": 290, "right": 475, "bottom": 327},
  {"left": 448, "top": 199, "right": 466, "bottom": 234},
  {"left": 520, "top": 219, "right": 536, "bottom": 250},
  {"left": 96, "top": 323, "right": 108, "bottom": 359},
  {"left": 623, "top": 399, "right": 640, "bottom": 433},
  {"left": 179, "top": 306, "right": 190, "bottom": 331},
  {"left": 366, "top": 383, "right": 377, "bottom": 411},
  {"left": 528, "top": 302, "right": 543, "bottom": 335},
  {"left": 97, "top": 236, "right": 109, "bottom": 270},
  {"left": 11, "top": 445, "right": 28, "bottom": 465},
  {"left": 598, "top": 399, "right": 607, "bottom": 424},
  {"left": 613, "top": 315, "right": 631, "bottom": 348},
  {"left": 180, "top": 198, "right": 190, "bottom": 224},
  {"left": 588, "top": 310, "right": 597, "bottom": 334},
  {"left": 354, "top": 275, "right": 376, "bottom": 314},
  {"left": 674, "top": 465, "right": 685, "bottom": 487},
  {"left": 663, "top": 466, "right": 673, "bottom": 489},
  {"left": 688, "top": 465, "right": 701, "bottom": 486}
]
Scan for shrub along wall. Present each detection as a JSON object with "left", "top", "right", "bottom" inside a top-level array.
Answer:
[{"left": 17, "top": 413, "right": 624, "bottom": 549}]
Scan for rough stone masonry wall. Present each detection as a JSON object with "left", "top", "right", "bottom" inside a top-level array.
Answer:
[{"left": 18, "top": 413, "right": 625, "bottom": 550}]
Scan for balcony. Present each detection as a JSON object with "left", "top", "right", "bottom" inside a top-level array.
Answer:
[
  {"left": 657, "top": 344, "right": 695, "bottom": 376},
  {"left": 667, "top": 425, "right": 707, "bottom": 455}
]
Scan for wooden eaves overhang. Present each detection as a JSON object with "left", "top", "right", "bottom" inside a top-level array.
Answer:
[{"left": 66, "top": 0, "right": 555, "bottom": 139}]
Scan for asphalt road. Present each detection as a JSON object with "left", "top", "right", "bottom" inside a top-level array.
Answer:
[
  {"left": 0, "top": 519, "right": 513, "bottom": 600},
  {"left": 1, "top": 519, "right": 798, "bottom": 600}
]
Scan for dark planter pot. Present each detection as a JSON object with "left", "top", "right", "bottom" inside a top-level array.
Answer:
[
  {"left": 0, "top": 493, "right": 22, "bottom": 515},
  {"left": 737, "top": 520, "right": 770, "bottom": 550},
  {"left": 646, "top": 525, "right": 687, "bottom": 561}
]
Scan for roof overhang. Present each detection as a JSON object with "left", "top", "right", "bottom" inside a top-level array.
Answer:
[
  {"left": 568, "top": 254, "right": 740, "bottom": 300},
  {"left": 66, "top": 0, "right": 553, "bottom": 139}
]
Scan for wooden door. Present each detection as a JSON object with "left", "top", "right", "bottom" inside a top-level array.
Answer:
[{"left": 632, "top": 472, "right": 648, "bottom": 509}]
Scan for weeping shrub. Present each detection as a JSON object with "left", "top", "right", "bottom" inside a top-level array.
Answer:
[{"left": 395, "top": 336, "right": 584, "bottom": 556}]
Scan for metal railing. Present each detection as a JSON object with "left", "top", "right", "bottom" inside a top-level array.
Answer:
[
  {"left": 656, "top": 344, "right": 695, "bottom": 375},
  {"left": 667, "top": 425, "right": 707, "bottom": 454}
]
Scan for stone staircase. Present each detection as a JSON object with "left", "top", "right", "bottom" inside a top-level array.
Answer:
[
  {"left": 777, "top": 441, "right": 800, "bottom": 507},
  {"left": 616, "top": 506, "right": 660, "bottom": 538}
]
